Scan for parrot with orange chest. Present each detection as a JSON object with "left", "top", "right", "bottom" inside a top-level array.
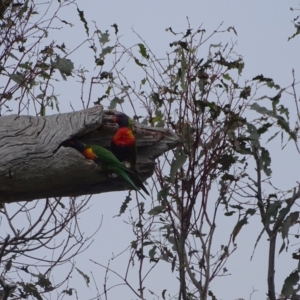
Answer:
[
  {"left": 111, "top": 113, "right": 149, "bottom": 196},
  {"left": 65, "top": 139, "right": 147, "bottom": 199},
  {"left": 111, "top": 113, "right": 137, "bottom": 168}
]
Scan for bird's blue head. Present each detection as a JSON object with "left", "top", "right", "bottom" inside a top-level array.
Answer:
[
  {"left": 68, "top": 139, "right": 86, "bottom": 153},
  {"left": 113, "top": 113, "right": 130, "bottom": 128}
]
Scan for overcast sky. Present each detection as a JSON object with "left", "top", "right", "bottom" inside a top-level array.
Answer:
[{"left": 9, "top": 1, "right": 300, "bottom": 299}]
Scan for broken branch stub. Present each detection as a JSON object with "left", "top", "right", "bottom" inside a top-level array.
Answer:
[{"left": 0, "top": 107, "right": 178, "bottom": 203}]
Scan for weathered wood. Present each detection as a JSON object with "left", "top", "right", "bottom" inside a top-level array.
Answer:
[{"left": 0, "top": 106, "right": 178, "bottom": 202}]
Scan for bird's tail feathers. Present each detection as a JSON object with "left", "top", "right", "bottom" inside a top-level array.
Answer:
[{"left": 120, "top": 170, "right": 146, "bottom": 200}]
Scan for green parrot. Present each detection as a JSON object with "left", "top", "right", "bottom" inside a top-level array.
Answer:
[
  {"left": 111, "top": 114, "right": 150, "bottom": 196},
  {"left": 66, "top": 139, "right": 147, "bottom": 199}
]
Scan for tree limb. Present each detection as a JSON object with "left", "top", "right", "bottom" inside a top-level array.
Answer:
[{"left": 0, "top": 106, "right": 178, "bottom": 203}]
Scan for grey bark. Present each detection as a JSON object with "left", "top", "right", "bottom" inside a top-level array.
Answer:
[{"left": 0, "top": 106, "right": 178, "bottom": 203}]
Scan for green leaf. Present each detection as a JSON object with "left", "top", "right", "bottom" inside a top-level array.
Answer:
[
  {"left": 18, "top": 0, "right": 29, "bottom": 18},
  {"left": 37, "top": 274, "right": 52, "bottom": 289},
  {"left": 266, "top": 130, "right": 280, "bottom": 143},
  {"left": 281, "top": 211, "right": 299, "bottom": 241},
  {"left": 56, "top": 57, "right": 74, "bottom": 80},
  {"left": 246, "top": 208, "right": 256, "bottom": 216},
  {"left": 171, "top": 256, "right": 176, "bottom": 270},
  {"left": 281, "top": 270, "right": 300, "bottom": 297},
  {"left": 240, "top": 86, "right": 251, "bottom": 99},
  {"left": 19, "top": 283, "right": 42, "bottom": 300},
  {"left": 276, "top": 116, "right": 296, "bottom": 141},
  {"left": 5, "top": 258, "right": 12, "bottom": 271},
  {"left": 149, "top": 245, "right": 157, "bottom": 260},
  {"left": 0, "top": 64, "right": 6, "bottom": 73},
  {"left": 263, "top": 201, "right": 281, "bottom": 226},
  {"left": 168, "top": 235, "right": 178, "bottom": 252},
  {"left": 224, "top": 211, "right": 235, "bottom": 216},
  {"left": 178, "top": 41, "right": 189, "bottom": 50},
  {"left": 157, "top": 185, "right": 170, "bottom": 202},
  {"left": 267, "top": 193, "right": 278, "bottom": 200},
  {"left": 139, "top": 202, "right": 145, "bottom": 214},
  {"left": 95, "top": 57, "right": 104, "bottom": 66},
  {"left": 150, "top": 92, "right": 162, "bottom": 107},
  {"left": 75, "top": 267, "right": 90, "bottom": 287},
  {"left": 99, "top": 30, "right": 110, "bottom": 45},
  {"left": 94, "top": 95, "right": 107, "bottom": 105},
  {"left": 246, "top": 123, "right": 260, "bottom": 146},
  {"left": 279, "top": 241, "right": 286, "bottom": 255},
  {"left": 140, "top": 78, "right": 147, "bottom": 88},
  {"left": 99, "top": 46, "right": 114, "bottom": 59},
  {"left": 170, "top": 148, "right": 186, "bottom": 184},
  {"left": 8, "top": 73, "right": 25, "bottom": 85},
  {"left": 19, "top": 62, "right": 32, "bottom": 70},
  {"left": 209, "top": 43, "right": 222, "bottom": 49},
  {"left": 138, "top": 43, "right": 148, "bottom": 58},
  {"left": 250, "top": 227, "right": 265, "bottom": 260},
  {"left": 222, "top": 73, "right": 231, "bottom": 80},
  {"left": 62, "top": 288, "right": 73, "bottom": 295},
  {"left": 108, "top": 96, "right": 124, "bottom": 109},
  {"left": 221, "top": 173, "right": 236, "bottom": 181},
  {"left": 162, "top": 289, "right": 167, "bottom": 300},
  {"left": 111, "top": 23, "right": 118, "bottom": 34},
  {"left": 136, "top": 220, "right": 143, "bottom": 228},
  {"left": 250, "top": 102, "right": 274, "bottom": 117},
  {"left": 114, "top": 193, "right": 132, "bottom": 217},
  {"left": 232, "top": 217, "right": 248, "bottom": 243},
  {"left": 253, "top": 74, "right": 273, "bottom": 83},
  {"left": 277, "top": 104, "right": 289, "bottom": 119},
  {"left": 218, "top": 155, "right": 237, "bottom": 171},
  {"left": 181, "top": 123, "right": 194, "bottom": 153},
  {"left": 208, "top": 290, "right": 218, "bottom": 300},
  {"left": 143, "top": 241, "right": 154, "bottom": 247},
  {"left": 77, "top": 8, "right": 89, "bottom": 36},
  {"left": 134, "top": 58, "right": 147, "bottom": 67},
  {"left": 259, "top": 147, "right": 272, "bottom": 176},
  {"left": 252, "top": 74, "right": 280, "bottom": 89},
  {"left": 207, "top": 101, "right": 221, "bottom": 119},
  {"left": 152, "top": 109, "right": 165, "bottom": 127},
  {"left": 160, "top": 224, "right": 173, "bottom": 239},
  {"left": 148, "top": 206, "right": 165, "bottom": 216},
  {"left": 9, "top": 53, "right": 19, "bottom": 60},
  {"left": 237, "top": 60, "right": 244, "bottom": 75},
  {"left": 257, "top": 123, "right": 273, "bottom": 136},
  {"left": 288, "top": 23, "right": 300, "bottom": 41},
  {"left": 229, "top": 204, "right": 244, "bottom": 210}
]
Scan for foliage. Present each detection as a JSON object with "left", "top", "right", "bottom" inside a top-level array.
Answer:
[
  {"left": 0, "top": 197, "right": 99, "bottom": 300},
  {"left": 85, "top": 21, "right": 300, "bottom": 300},
  {"left": 0, "top": 0, "right": 78, "bottom": 116},
  {"left": 289, "top": 6, "right": 300, "bottom": 41},
  {"left": 0, "top": 1, "right": 100, "bottom": 299}
]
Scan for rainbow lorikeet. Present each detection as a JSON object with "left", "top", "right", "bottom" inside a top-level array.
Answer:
[
  {"left": 111, "top": 113, "right": 137, "bottom": 168},
  {"left": 66, "top": 139, "right": 147, "bottom": 199},
  {"left": 111, "top": 114, "right": 149, "bottom": 196}
]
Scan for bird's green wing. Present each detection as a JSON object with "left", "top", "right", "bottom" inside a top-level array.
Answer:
[
  {"left": 88, "top": 144, "right": 146, "bottom": 199},
  {"left": 89, "top": 144, "right": 134, "bottom": 173}
]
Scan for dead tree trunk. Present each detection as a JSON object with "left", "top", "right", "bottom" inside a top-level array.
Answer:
[{"left": 0, "top": 106, "right": 178, "bottom": 203}]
